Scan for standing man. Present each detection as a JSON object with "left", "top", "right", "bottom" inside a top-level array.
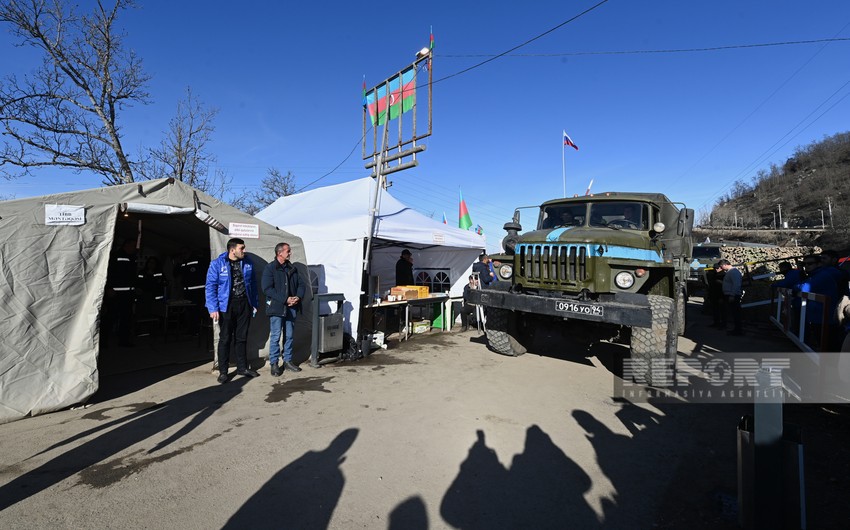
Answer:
[
  {"left": 262, "top": 242, "right": 305, "bottom": 376},
  {"left": 206, "top": 238, "right": 259, "bottom": 383},
  {"left": 473, "top": 254, "right": 495, "bottom": 287},
  {"left": 717, "top": 259, "right": 743, "bottom": 336},
  {"left": 396, "top": 249, "right": 414, "bottom": 286}
]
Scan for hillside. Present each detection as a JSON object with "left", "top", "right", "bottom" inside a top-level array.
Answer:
[{"left": 705, "top": 131, "right": 850, "bottom": 251}]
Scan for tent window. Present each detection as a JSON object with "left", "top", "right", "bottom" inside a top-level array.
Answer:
[
  {"left": 414, "top": 268, "right": 451, "bottom": 294},
  {"left": 415, "top": 271, "right": 431, "bottom": 286}
]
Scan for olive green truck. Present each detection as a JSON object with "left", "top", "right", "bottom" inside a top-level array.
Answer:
[{"left": 465, "top": 192, "right": 694, "bottom": 385}]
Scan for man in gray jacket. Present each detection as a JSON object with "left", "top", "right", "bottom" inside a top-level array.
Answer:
[
  {"left": 262, "top": 242, "right": 305, "bottom": 376},
  {"left": 718, "top": 259, "right": 743, "bottom": 336}
]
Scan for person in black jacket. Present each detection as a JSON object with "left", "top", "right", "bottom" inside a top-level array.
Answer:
[
  {"left": 262, "top": 242, "right": 306, "bottom": 376},
  {"left": 395, "top": 249, "right": 414, "bottom": 286}
]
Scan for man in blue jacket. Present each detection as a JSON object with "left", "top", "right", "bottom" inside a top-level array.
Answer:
[
  {"left": 261, "top": 242, "right": 305, "bottom": 376},
  {"left": 206, "top": 238, "right": 260, "bottom": 383}
]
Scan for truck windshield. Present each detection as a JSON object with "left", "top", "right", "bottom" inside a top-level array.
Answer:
[
  {"left": 539, "top": 203, "right": 588, "bottom": 229},
  {"left": 693, "top": 247, "right": 721, "bottom": 259},
  {"left": 539, "top": 202, "right": 649, "bottom": 230}
]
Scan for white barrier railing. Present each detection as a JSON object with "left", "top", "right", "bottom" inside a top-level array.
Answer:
[{"left": 769, "top": 288, "right": 832, "bottom": 364}]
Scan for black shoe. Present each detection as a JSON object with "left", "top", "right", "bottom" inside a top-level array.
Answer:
[
  {"left": 461, "top": 325, "right": 469, "bottom": 333},
  {"left": 270, "top": 363, "right": 282, "bottom": 377},
  {"left": 217, "top": 373, "right": 228, "bottom": 384},
  {"left": 237, "top": 368, "right": 260, "bottom": 378},
  {"left": 283, "top": 361, "right": 302, "bottom": 373}
]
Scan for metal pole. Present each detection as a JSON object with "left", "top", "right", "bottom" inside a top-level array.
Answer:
[
  {"left": 363, "top": 125, "right": 389, "bottom": 275},
  {"left": 561, "top": 139, "right": 566, "bottom": 198},
  {"left": 772, "top": 212, "right": 776, "bottom": 229},
  {"left": 819, "top": 209, "right": 825, "bottom": 229},
  {"left": 778, "top": 204, "right": 783, "bottom": 229},
  {"left": 752, "top": 368, "right": 784, "bottom": 529},
  {"left": 827, "top": 196, "right": 833, "bottom": 228}
]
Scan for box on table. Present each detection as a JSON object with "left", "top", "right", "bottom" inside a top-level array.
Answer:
[
  {"left": 391, "top": 286, "right": 419, "bottom": 300},
  {"left": 399, "top": 285, "right": 429, "bottom": 298},
  {"left": 409, "top": 319, "right": 431, "bottom": 334}
]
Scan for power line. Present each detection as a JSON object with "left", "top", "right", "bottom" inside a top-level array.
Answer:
[
  {"left": 440, "top": 38, "right": 850, "bottom": 58},
  {"left": 696, "top": 80, "right": 850, "bottom": 211},
  {"left": 663, "top": 31, "right": 846, "bottom": 197},
  {"left": 431, "top": 0, "right": 610, "bottom": 86},
  {"left": 297, "top": 1, "right": 610, "bottom": 192}
]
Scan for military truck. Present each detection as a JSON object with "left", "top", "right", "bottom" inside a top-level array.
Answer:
[{"left": 466, "top": 192, "right": 693, "bottom": 385}]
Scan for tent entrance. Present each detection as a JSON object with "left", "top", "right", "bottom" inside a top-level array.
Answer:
[{"left": 99, "top": 213, "right": 213, "bottom": 376}]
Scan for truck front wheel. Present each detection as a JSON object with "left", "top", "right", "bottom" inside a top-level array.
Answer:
[
  {"left": 484, "top": 308, "right": 527, "bottom": 357},
  {"left": 629, "top": 295, "right": 678, "bottom": 385}
]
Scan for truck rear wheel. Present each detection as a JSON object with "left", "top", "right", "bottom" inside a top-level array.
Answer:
[
  {"left": 484, "top": 308, "right": 527, "bottom": 357},
  {"left": 630, "top": 295, "right": 678, "bottom": 385}
]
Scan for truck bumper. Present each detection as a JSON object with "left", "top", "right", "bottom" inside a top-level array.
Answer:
[{"left": 466, "top": 286, "right": 652, "bottom": 328}]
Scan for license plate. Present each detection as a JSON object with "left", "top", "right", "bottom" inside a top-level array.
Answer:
[{"left": 555, "top": 301, "right": 604, "bottom": 317}]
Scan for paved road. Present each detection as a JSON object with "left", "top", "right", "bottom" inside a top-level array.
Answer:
[{"left": 0, "top": 300, "right": 840, "bottom": 529}]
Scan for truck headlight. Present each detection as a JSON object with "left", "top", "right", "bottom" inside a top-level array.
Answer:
[
  {"left": 614, "top": 271, "right": 635, "bottom": 289},
  {"left": 498, "top": 263, "right": 513, "bottom": 280}
]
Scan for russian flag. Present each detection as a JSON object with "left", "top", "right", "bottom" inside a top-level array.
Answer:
[{"left": 563, "top": 130, "right": 579, "bottom": 151}]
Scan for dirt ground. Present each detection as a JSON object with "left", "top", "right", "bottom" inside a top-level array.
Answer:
[{"left": 0, "top": 299, "right": 847, "bottom": 529}]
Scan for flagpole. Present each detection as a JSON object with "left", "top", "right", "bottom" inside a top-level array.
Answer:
[{"left": 562, "top": 138, "right": 566, "bottom": 198}]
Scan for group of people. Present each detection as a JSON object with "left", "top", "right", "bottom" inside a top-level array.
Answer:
[
  {"left": 394, "top": 249, "right": 498, "bottom": 333},
  {"left": 204, "top": 238, "right": 305, "bottom": 383},
  {"left": 770, "top": 250, "right": 850, "bottom": 351},
  {"left": 707, "top": 249, "right": 850, "bottom": 349}
]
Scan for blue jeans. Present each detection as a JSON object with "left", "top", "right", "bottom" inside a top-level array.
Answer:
[{"left": 269, "top": 307, "right": 297, "bottom": 364}]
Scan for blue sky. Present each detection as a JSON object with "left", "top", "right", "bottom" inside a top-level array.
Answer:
[{"left": 2, "top": 0, "right": 849, "bottom": 252}]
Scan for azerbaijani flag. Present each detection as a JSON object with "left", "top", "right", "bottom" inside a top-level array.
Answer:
[
  {"left": 563, "top": 130, "right": 579, "bottom": 151},
  {"left": 458, "top": 190, "right": 472, "bottom": 230},
  {"left": 365, "top": 66, "right": 416, "bottom": 126}
]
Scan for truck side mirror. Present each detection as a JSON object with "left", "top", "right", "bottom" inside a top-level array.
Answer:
[{"left": 678, "top": 208, "right": 694, "bottom": 237}]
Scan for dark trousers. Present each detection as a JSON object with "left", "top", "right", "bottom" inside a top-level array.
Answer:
[
  {"left": 218, "top": 296, "right": 251, "bottom": 373},
  {"left": 722, "top": 295, "right": 742, "bottom": 332},
  {"left": 460, "top": 303, "right": 476, "bottom": 327}
]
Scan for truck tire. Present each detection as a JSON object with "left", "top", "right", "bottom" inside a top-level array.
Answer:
[
  {"left": 485, "top": 308, "right": 527, "bottom": 357},
  {"left": 630, "top": 295, "right": 678, "bottom": 385}
]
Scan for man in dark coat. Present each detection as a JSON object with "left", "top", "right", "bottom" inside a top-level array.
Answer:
[
  {"left": 262, "top": 242, "right": 306, "bottom": 376},
  {"left": 395, "top": 249, "right": 414, "bottom": 286}
]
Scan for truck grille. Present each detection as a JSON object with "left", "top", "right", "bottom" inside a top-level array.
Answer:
[{"left": 516, "top": 244, "right": 588, "bottom": 283}]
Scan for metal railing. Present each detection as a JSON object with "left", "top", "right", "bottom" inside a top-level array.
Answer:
[{"left": 770, "top": 287, "right": 832, "bottom": 362}]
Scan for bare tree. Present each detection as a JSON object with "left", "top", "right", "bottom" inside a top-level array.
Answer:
[
  {"left": 0, "top": 0, "right": 148, "bottom": 184},
  {"left": 138, "top": 86, "right": 220, "bottom": 191},
  {"left": 230, "top": 168, "right": 296, "bottom": 215}
]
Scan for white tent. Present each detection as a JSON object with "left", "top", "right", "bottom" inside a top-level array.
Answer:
[
  {"left": 256, "top": 177, "right": 485, "bottom": 335},
  {"left": 0, "top": 178, "right": 310, "bottom": 423}
]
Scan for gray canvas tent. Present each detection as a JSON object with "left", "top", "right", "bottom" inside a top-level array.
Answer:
[{"left": 0, "top": 178, "right": 311, "bottom": 423}]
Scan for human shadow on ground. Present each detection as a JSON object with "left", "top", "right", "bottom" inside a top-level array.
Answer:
[
  {"left": 388, "top": 495, "right": 429, "bottom": 530},
  {"left": 90, "top": 360, "right": 208, "bottom": 404},
  {"left": 223, "top": 428, "right": 358, "bottom": 529},
  {"left": 440, "top": 426, "right": 599, "bottom": 529},
  {"left": 573, "top": 402, "right": 745, "bottom": 529},
  {"left": 0, "top": 377, "right": 249, "bottom": 511}
]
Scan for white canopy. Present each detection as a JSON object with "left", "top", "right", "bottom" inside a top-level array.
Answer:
[{"left": 256, "top": 177, "right": 485, "bottom": 335}]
